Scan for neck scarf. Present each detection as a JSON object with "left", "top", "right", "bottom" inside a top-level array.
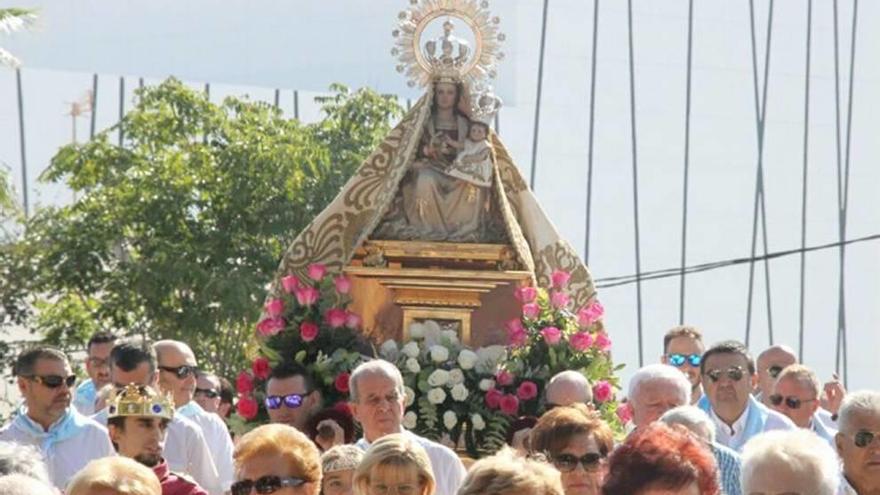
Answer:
[{"left": 10, "top": 406, "right": 88, "bottom": 456}]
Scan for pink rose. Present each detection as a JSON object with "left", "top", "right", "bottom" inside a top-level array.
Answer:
[
  {"left": 251, "top": 357, "right": 271, "bottom": 380},
  {"left": 516, "top": 381, "right": 538, "bottom": 401},
  {"left": 294, "top": 286, "right": 320, "bottom": 306},
  {"left": 236, "top": 371, "right": 254, "bottom": 394},
  {"left": 616, "top": 402, "right": 633, "bottom": 424},
  {"left": 550, "top": 291, "right": 570, "bottom": 309},
  {"left": 569, "top": 331, "right": 594, "bottom": 352},
  {"left": 592, "top": 380, "right": 613, "bottom": 403},
  {"left": 280, "top": 275, "right": 300, "bottom": 294},
  {"left": 485, "top": 388, "right": 503, "bottom": 409},
  {"left": 499, "top": 394, "right": 520, "bottom": 416},
  {"left": 515, "top": 286, "right": 537, "bottom": 304},
  {"left": 307, "top": 263, "right": 327, "bottom": 281},
  {"left": 522, "top": 303, "right": 540, "bottom": 320},
  {"left": 594, "top": 332, "right": 612, "bottom": 352},
  {"left": 264, "top": 298, "right": 285, "bottom": 318},
  {"left": 236, "top": 395, "right": 259, "bottom": 420},
  {"left": 300, "top": 321, "right": 319, "bottom": 342},
  {"left": 508, "top": 327, "right": 527, "bottom": 348},
  {"left": 506, "top": 318, "right": 524, "bottom": 334},
  {"left": 551, "top": 269, "right": 571, "bottom": 289},
  {"left": 334, "top": 372, "right": 351, "bottom": 393},
  {"left": 540, "top": 326, "right": 562, "bottom": 345},
  {"left": 495, "top": 370, "right": 514, "bottom": 387},
  {"left": 256, "top": 317, "right": 285, "bottom": 337},
  {"left": 324, "top": 308, "right": 347, "bottom": 328},
  {"left": 334, "top": 276, "right": 352, "bottom": 294},
  {"left": 577, "top": 300, "right": 605, "bottom": 328},
  {"left": 345, "top": 311, "right": 361, "bottom": 329}
]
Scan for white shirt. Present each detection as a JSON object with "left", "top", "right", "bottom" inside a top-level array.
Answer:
[
  {"left": 709, "top": 399, "right": 795, "bottom": 451},
  {"left": 93, "top": 407, "right": 223, "bottom": 495},
  {"left": 837, "top": 474, "right": 857, "bottom": 495},
  {"left": 178, "top": 401, "right": 236, "bottom": 493},
  {"left": 356, "top": 430, "right": 466, "bottom": 495},
  {"left": 0, "top": 409, "right": 115, "bottom": 490}
]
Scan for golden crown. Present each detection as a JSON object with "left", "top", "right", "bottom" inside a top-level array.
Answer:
[
  {"left": 469, "top": 86, "right": 502, "bottom": 126},
  {"left": 108, "top": 384, "right": 175, "bottom": 420}
]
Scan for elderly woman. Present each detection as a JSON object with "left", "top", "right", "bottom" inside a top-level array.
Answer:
[
  {"left": 602, "top": 423, "right": 719, "bottom": 495},
  {"left": 67, "top": 457, "right": 161, "bottom": 495},
  {"left": 529, "top": 403, "right": 614, "bottom": 495},
  {"left": 353, "top": 433, "right": 435, "bottom": 495},
  {"left": 741, "top": 429, "right": 839, "bottom": 495},
  {"left": 322, "top": 445, "right": 365, "bottom": 495},
  {"left": 233, "top": 424, "right": 322, "bottom": 495},
  {"left": 458, "top": 446, "right": 564, "bottom": 495}
]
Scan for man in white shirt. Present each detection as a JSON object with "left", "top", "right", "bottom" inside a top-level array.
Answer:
[
  {"left": 350, "top": 359, "right": 466, "bottom": 495},
  {"left": 0, "top": 346, "right": 115, "bottom": 490},
  {"left": 835, "top": 391, "right": 880, "bottom": 495},
  {"left": 154, "top": 339, "right": 235, "bottom": 493},
  {"left": 91, "top": 341, "right": 223, "bottom": 495},
  {"left": 696, "top": 340, "right": 795, "bottom": 451},
  {"left": 769, "top": 364, "right": 837, "bottom": 445},
  {"left": 72, "top": 331, "right": 117, "bottom": 416}
]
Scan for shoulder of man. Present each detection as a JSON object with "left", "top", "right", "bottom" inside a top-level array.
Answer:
[
  {"left": 164, "top": 470, "right": 209, "bottom": 495},
  {"left": 407, "top": 431, "right": 462, "bottom": 464},
  {"left": 761, "top": 404, "right": 797, "bottom": 430}
]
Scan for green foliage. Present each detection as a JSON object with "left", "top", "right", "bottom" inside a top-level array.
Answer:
[{"left": 0, "top": 78, "right": 401, "bottom": 377}]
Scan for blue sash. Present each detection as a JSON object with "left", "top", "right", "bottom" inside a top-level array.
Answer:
[
  {"left": 73, "top": 379, "right": 96, "bottom": 412},
  {"left": 10, "top": 407, "right": 91, "bottom": 456},
  {"left": 697, "top": 395, "right": 769, "bottom": 451},
  {"left": 176, "top": 401, "right": 203, "bottom": 418}
]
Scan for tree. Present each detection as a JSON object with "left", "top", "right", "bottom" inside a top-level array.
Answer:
[
  {"left": 3, "top": 78, "right": 402, "bottom": 377},
  {"left": 0, "top": 8, "right": 38, "bottom": 68}
]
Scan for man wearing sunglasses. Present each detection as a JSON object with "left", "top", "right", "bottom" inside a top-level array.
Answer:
[
  {"left": 769, "top": 364, "right": 836, "bottom": 445},
  {"left": 755, "top": 344, "right": 797, "bottom": 406},
  {"left": 73, "top": 331, "right": 117, "bottom": 416},
  {"left": 154, "top": 340, "right": 235, "bottom": 494},
  {"left": 660, "top": 325, "right": 705, "bottom": 405},
  {"left": 265, "top": 361, "right": 323, "bottom": 433},
  {"left": 696, "top": 340, "right": 795, "bottom": 452},
  {"left": 836, "top": 391, "right": 880, "bottom": 495},
  {"left": 0, "top": 346, "right": 115, "bottom": 489},
  {"left": 194, "top": 371, "right": 223, "bottom": 416}
]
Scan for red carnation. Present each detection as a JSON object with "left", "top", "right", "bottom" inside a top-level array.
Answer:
[
  {"left": 300, "top": 321, "right": 319, "bottom": 342},
  {"left": 251, "top": 357, "right": 271, "bottom": 380},
  {"left": 516, "top": 381, "right": 539, "bottom": 401},
  {"left": 499, "top": 394, "right": 520, "bottom": 416},
  {"left": 236, "top": 371, "right": 254, "bottom": 395},
  {"left": 334, "top": 372, "right": 351, "bottom": 393},
  {"left": 236, "top": 395, "right": 258, "bottom": 420},
  {"left": 485, "top": 388, "right": 504, "bottom": 409}
]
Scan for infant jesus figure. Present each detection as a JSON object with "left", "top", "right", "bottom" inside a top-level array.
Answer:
[{"left": 443, "top": 119, "right": 494, "bottom": 192}]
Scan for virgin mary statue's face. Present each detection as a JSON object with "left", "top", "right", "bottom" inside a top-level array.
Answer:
[{"left": 434, "top": 82, "right": 458, "bottom": 111}]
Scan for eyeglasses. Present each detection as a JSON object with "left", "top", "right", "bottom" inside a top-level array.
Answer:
[
  {"left": 23, "top": 375, "right": 77, "bottom": 389},
  {"left": 768, "top": 394, "right": 816, "bottom": 410},
  {"left": 768, "top": 365, "right": 784, "bottom": 378},
  {"left": 704, "top": 366, "right": 745, "bottom": 383},
  {"left": 195, "top": 388, "right": 220, "bottom": 399},
  {"left": 158, "top": 365, "right": 198, "bottom": 379},
  {"left": 264, "top": 391, "right": 312, "bottom": 410},
  {"left": 231, "top": 476, "right": 309, "bottom": 495},
  {"left": 552, "top": 452, "right": 605, "bottom": 472},
  {"left": 87, "top": 357, "right": 109, "bottom": 368},
  {"left": 846, "top": 430, "right": 880, "bottom": 448},
  {"left": 667, "top": 353, "right": 701, "bottom": 368},
  {"left": 369, "top": 482, "right": 419, "bottom": 495}
]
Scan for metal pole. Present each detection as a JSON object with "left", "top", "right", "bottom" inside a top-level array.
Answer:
[
  {"left": 528, "top": 0, "right": 550, "bottom": 191},
  {"left": 16, "top": 68, "right": 29, "bottom": 218},
  {"left": 89, "top": 74, "right": 98, "bottom": 139},
  {"left": 118, "top": 76, "right": 125, "bottom": 146}
]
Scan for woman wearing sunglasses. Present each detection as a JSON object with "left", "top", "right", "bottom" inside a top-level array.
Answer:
[
  {"left": 529, "top": 403, "right": 614, "bottom": 495},
  {"left": 352, "top": 433, "right": 435, "bottom": 495},
  {"left": 232, "top": 424, "right": 322, "bottom": 495}
]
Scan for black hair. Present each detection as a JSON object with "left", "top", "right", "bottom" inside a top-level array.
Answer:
[
  {"left": 700, "top": 340, "right": 755, "bottom": 375},
  {"left": 268, "top": 361, "right": 315, "bottom": 391},
  {"left": 109, "top": 341, "right": 157, "bottom": 375},
  {"left": 87, "top": 331, "right": 118, "bottom": 352},
  {"left": 14, "top": 347, "right": 68, "bottom": 377}
]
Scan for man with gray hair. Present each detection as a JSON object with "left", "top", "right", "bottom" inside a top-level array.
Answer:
[
  {"left": 769, "top": 364, "right": 836, "bottom": 445},
  {"left": 661, "top": 406, "right": 743, "bottom": 495},
  {"left": 544, "top": 370, "right": 593, "bottom": 408},
  {"left": 0, "top": 474, "right": 58, "bottom": 495},
  {"left": 836, "top": 391, "right": 880, "bottom": 495},
  {"left": 742, "top": 429, "right": 840, "bottom": 495},
  {"left": 350, "top": 359, "right": 466, "bottom": 495},
  {"left": 628, "top": 363, "right": 691, "bottom": 429}
]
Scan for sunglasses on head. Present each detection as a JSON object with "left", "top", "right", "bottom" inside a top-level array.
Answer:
[
  {"left": 231, "top": 476, "right": 308, "bottom": 495},
  {"left": 552, "top": 452, "right": 605, "bottom": 472},
  {"left": 704, "top": 366, "right": 745, "bottom": 383},
  {"left": 850, "top": 430, "right": 880, "bottom": 449},
  {"left": 668, "top": 353, "right": 701, "bottom": 368},
  {"left": 158, "top": 365, "right": 198, "bottom": 379},
  {"left": 768, "top": 394, "right": 816, "bottom": 410},
  {"left": 195, "top": 388, "right": 219, "bottom": 399},
  {"left": 24, "top": 374, "right": 77, "bottom": 389},
  {"left": 768, "top": 365, "right": 784, "bottom": 378},
  {"left": 264, "top": 392, "right": 312, "bottom": 410}
]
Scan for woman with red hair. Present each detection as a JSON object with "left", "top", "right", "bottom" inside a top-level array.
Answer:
[{"left": 602, "top": 423, "right": 719, "bottom": 495}]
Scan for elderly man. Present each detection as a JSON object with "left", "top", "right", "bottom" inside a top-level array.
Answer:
[
  {"left": 755, "top": 344, "right": 798, "bottom": 405},
  {"left": 0, "top": 347, "right": 114, "bottom": 490},
  {"left": 741, "top": 429, "right": 840, "bottom": 495},
  {"left": 544, "top": 370, "right": 593, "bottom": 408},
  {"left": 628, "top": 363, "right": 691, "bottom": 429},
  {"left": 696, "top": 341, "right": 795, "bottom": 451},
  {"left": 154, "top": 340, "right": 235, "bottom": 493},
  {"left": 73, "top": 331, "right": 117, "bottom": 415},
  {"left": 660, "top": 325, "right": 706, "bottom": 405},
  {"left": 836, "top": 391, "right": 880, "bottom": 495},
  {"left": 770, "top": 364, "right": 836, "bottom": 445},
  {"left": 350, "top": 359, "right": 466, "bottom": 495}
]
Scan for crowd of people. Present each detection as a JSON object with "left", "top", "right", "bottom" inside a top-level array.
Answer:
[{"left": 0, "top": 326, "right": 877, "bottom": 495}]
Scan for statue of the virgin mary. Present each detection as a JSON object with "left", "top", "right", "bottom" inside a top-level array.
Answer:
[{"left": 273, "top": 0, "right": 598, "bottom": 308}]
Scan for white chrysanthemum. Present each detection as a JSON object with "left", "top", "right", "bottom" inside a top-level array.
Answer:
[
  {"left": 448, "top": 368, "right": 465, "bottom": 385},
  {"left": 471, "top": 413, "right": 486, "bottom": 431},
  {"left": 380, "top": 340, "right": 399, "bottom": 360},
  {"left": 479, "top": 379, "right": 496, "bottom": 392},
  {"left": 450, "top": 383, "right": 469, "bottom": 402},
  {"left": 441, "top": 329, "right": 459, "bottom": 344},
  {"left": 405, "top": 358, "right": 421, "bottom": 374},
  {"left": 428, "top": 369, "right": 450, "bottom": 387},
  {"left": 443, "top": 410, "right": 458, "bottom": 430},
  {"left": 409, "top": 322, "right": 426, "bottom": 340},
  {"left": 427, "top": 387, "right": 447, "bottom": 404},
  {"left": 475, "top": 345, "right": 508, "bottom": 374},
  {"left": 403, "top": 411, "right": 418, "bottom": 429},
  {"left": 430, "top": 345, "right": 449, "bottom": 363},
  {"left": 402, "top": 342, "right": 421, "bottom": 359},
  {"left": 404, "top": 386, "right": 416, "bottom": 407},
  {"left": 457, "top": 349, "right": 478, "bottom": 370}
]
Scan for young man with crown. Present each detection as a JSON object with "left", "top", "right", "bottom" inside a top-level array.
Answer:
[{"left": 107, "top": 384, "right": 208, "bottom": 495}]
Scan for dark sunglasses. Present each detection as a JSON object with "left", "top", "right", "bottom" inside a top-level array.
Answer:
[
  {"left": 768, "top": 365, "right": 784, "bottom": 378},
  {"left": 264, "top": 391, "right": 312, "bottom": 410},
  {"left": 705, "top": 366, "right": 745, "bottom": 383},
  {"left": 851, "top": 430, "right": 880, "bottom": 448},
  {"left": 231, "top": 476, "right": 308, "bottom": 495},
  {"left": 552, "top": 452, "right": 605, "bottom": 472},
  {"left": 195, "top": 388, "right": 219, "bottom": 399},
  {"left": 24, "top": 374, "right": 77, "bottom": 389},
  {"left": 769, "top": 394, "right": 816, "bottom": 410},
  {"left": 158, "top": 365, "right": 198, "bottom": 379},
  {"left": 668, "top": 353, "right": 701, "bottom": 368}
]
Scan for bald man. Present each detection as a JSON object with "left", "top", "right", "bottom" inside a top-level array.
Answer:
[
  {"left": 154, "top": 340, "right": 234, "bottom": 492},
  {"left": 755, "top": 345, "right": 797, "bottom": 406},
  {"left": 544, "top": 370, "right": 593, "bottom": 408}
]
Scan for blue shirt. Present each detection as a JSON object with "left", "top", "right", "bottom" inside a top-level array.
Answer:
[{"left": 711, "top": 441, "right": 742, "bottom": 495}]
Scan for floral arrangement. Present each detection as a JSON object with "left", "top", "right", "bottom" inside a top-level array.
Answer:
[{"left": 229, "top": 263, "right": 370, "bottom": 433}]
